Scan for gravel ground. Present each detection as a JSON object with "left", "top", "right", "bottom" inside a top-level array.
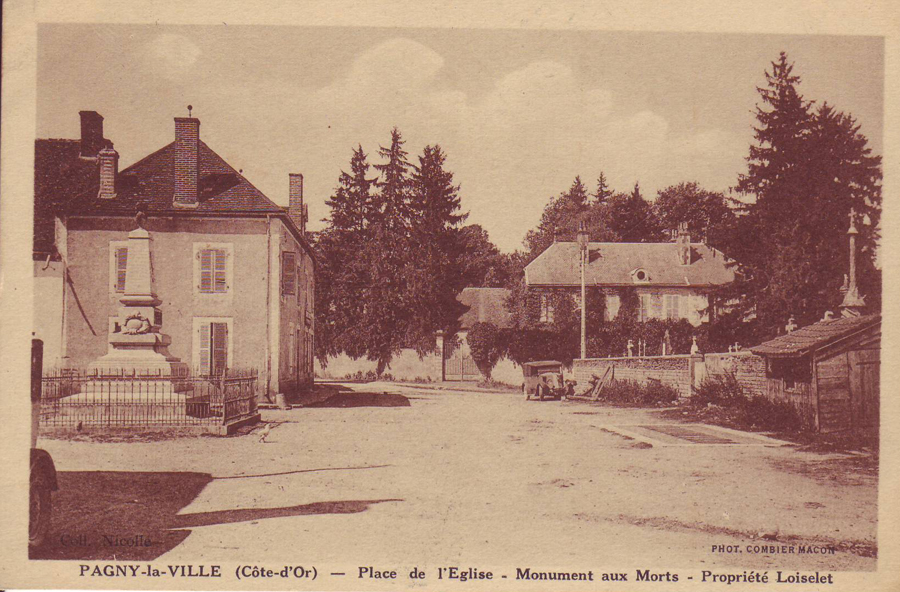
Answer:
[{"left": 34, "top": 383, "right": 878, "bottom": 571}]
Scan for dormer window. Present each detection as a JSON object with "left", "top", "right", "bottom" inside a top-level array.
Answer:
[{"left": 631, "top": 268, "right": 650, "bottom": 283}]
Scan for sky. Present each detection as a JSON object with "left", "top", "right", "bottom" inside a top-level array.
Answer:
[{"left": 36, "top": 25, "right": 883, "bottom": 252}]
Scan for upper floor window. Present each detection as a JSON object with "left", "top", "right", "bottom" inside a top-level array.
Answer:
[
  {"left": 539, "top": 293, "right": 555, "bottom": 324},
  {"left": 109, "top": 241, "right": 128, "bottom": 294},
  {"left": 194, "top": 243, "right": 233, "bottom": 295},
  {"left": 282, "top": 251, "right": 297, "bottom": 296}
]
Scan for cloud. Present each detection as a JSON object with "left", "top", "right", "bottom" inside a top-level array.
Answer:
[
  {"left": 143, "top": 34, "right": 201, "bottom": 80},
  {"left": 185, "top": 37, "right": 737, "bottom": 252}
]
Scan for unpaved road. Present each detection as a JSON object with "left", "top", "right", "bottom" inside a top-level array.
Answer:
[{"left": 36, "top": 384, "right": 877, "bottom": 571}]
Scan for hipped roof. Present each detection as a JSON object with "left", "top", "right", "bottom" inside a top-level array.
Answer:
[
  {"left": 457, "top": 287, "right": 513, "bottom": 330},
  {"left": 525, "top": 241, "right": 734, "bottom": 288}
]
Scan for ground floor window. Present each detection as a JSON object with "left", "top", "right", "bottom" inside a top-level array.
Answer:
[
  {"left": 539, "top": 293, "right": 555, "bottom": 324},
  {"left": 193, "top": 317, "right": 232, "bottom": 375},
  {"left": 665, "top": 294, "right": 680, "bottom": 319}
]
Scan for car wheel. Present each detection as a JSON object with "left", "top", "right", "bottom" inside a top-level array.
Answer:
[{"left": 29, "top": 471, "right": 52, "bottom": 549}]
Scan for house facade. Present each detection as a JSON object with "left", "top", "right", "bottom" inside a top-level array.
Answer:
[
  {"left": 33, "top": 111, "right": 314, "bottom": 401},
  {"left": 524, "top": 225, "right": 734, "bottom": 326}
]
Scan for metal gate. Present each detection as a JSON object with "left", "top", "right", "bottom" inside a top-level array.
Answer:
[{"left": 443, "top": 336, "right": 480, "bottom": 381}]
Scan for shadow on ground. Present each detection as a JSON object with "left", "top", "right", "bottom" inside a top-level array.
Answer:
[
  {"left": 304, "top": 392, "right": 411, "bottom": 408},
  {"left": 30, "top": 471, "right": 401, "bottom": 560}
]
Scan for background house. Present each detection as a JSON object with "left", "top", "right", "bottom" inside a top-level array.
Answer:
[
  {"left": 524, "top": 225, "right": 734, "bottom": 326},
  {"left": 33, "top": 111, "right": 315, "bottom": 402}
]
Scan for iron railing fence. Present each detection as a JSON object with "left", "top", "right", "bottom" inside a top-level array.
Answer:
[{"left": 39, "top": 368, "right": 258, "bottom": 428}]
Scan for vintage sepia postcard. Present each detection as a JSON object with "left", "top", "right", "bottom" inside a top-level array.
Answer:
[{"left": 1, "top": 1, "right": 898, "bottom": 591}]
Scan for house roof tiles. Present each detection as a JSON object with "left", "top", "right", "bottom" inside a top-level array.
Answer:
[
  {"left": 750, "top": 314, "right": 880, "bottom": 358},
  {"left": 525, "top": 241, "right": 734, "bottom": 288},
  {"left": 34, "top": 138, "right": 110, "bottom": 257},
  {"left": 457, "top": 287, "right": 513, "bottom": 330},
  {"left": 67, "top": 141, "right": 286, "bottom": 215},
  {"left": 35, "top": 130, "right": 312, "bottom": 258}
]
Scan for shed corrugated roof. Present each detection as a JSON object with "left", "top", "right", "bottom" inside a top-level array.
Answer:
[
  {"left": 751, "top": 314, "right": 880, "bottom": 358},
  {"left": 525, "top": 241, "right": 734, "bottom": 288},
  {"left": 457, "top": 287, "right": 513, "bottom": 330}
]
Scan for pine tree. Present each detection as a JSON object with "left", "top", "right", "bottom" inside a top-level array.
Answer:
[
  {"left": 594, "top": 172, "right": 614, "bottom": 204},
  {"left": 404, "top": 144, "right": 469, "bottom": 353},
  {"left": 315, "top": 147, "right": 378, "bottom": 363},
  {"left": 605, "top": 182, "right": 663, "bottom": 242},
  {"left": 524, "top": 176, "right": 594, "bottom": 260},
  {"left": 373, "top": 127, "right": 413, "bottom": 231},
  {"left": 324, "top": 145, "right": 377, "bottom": 232},
  {"left": 731, "top": 52, "right": 881, "bottom": 333}
]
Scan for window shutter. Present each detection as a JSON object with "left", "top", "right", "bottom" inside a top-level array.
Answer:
[
  {"left": 115, "top": 247, "right": 128, "bottom": 293},
  {"left": 213, "top": 249, "right": 227, "bottom": 292},
  {"left": 199, "top": 323, "right": 211, "bottom": 375},
  {"left": 652, "top": 294, "right": 663, "bottom": 318},
  {"left": 640, "top": 294, "right": 650, "bottom": 322},
  {"left": 297, "top": 265, "right": 306, "bottom": 306},
  {"left": 282, "top": 252, "right": 296, "bottom": 295},
  {"left": 199, "top": 249, "right": 213, "bottom": 292},
  {"left": 211, "top": 322, "right": 228, "bottom": 375}
]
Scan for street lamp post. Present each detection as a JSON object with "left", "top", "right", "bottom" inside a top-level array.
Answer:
[{"left": 576, "top": 222, "right": 589, "bottom": 359}]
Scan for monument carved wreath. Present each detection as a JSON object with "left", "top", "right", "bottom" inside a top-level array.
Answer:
[{"left": 123, "top": 312, "right": 152, "bottom": 335}]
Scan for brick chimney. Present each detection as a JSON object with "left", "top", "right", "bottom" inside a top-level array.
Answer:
[
  {"left": 677, "top": 222, "right": 691, "bottom": 265},
  {"left": 288, "top": 173, "right": 306, "bottom": 234},
  {"left": 97, "top": 147, "right": 118, "bottom": 199},
  {"left": 173, "top": 117, "right": 201, "bottom": 208},
  {"left": 79, "top": 111, "right": 105, "bottom": 158}
]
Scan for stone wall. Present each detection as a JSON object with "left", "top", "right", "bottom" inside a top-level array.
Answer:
[
  {"left": 573, "top": 351, "right": 768, "bottom": 400},
  {"left": 700, "top": 351, "right": 767, "bottom": 398},
  {"left": 573, "top": 355, "right": 696, "bottom": 398},
  {"left": 316, "top": 348, "right": 442, "bottom": 382}
]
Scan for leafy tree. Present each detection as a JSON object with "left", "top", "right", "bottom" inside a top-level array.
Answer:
[
  {"left": 653, "top": 182, "right": 738, "bottom": 252},
  {"left": 467, "top": 322, "right": 506, "bottom": 379},
  {"left": 457, "top": 224, "right": 511, "bottom": 287}
]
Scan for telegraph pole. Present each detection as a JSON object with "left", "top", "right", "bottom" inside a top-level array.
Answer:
[{"left": 576, "top": 222, "right": 589, "bottom": 359}]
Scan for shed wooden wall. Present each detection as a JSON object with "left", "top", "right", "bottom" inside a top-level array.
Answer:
[{"left": 814, "top": 326, "right": 880, "bottom": 434}]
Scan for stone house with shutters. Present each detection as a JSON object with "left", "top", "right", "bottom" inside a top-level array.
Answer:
[
  {"left": 33, "top": 110, "right": 315, "bottom": 401},
  {"left": 524, "top": 225, "right": 734, "bottom": 326}
]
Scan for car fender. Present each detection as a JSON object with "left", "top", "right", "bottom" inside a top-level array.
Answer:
[{"left": 30, "top": 449, "right": 58, "bottom": 491}]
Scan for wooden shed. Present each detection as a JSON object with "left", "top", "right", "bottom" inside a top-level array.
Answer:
[{"left": 751, "top": 314, "right": 880, "bottom": 434}]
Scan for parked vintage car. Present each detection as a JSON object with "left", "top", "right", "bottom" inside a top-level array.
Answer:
[
  {"left": 522, "top": 360, "right": 575, "bottom": 400},
  {"left": 30, "top": 339, "right": 57, "bottom": 549}
]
